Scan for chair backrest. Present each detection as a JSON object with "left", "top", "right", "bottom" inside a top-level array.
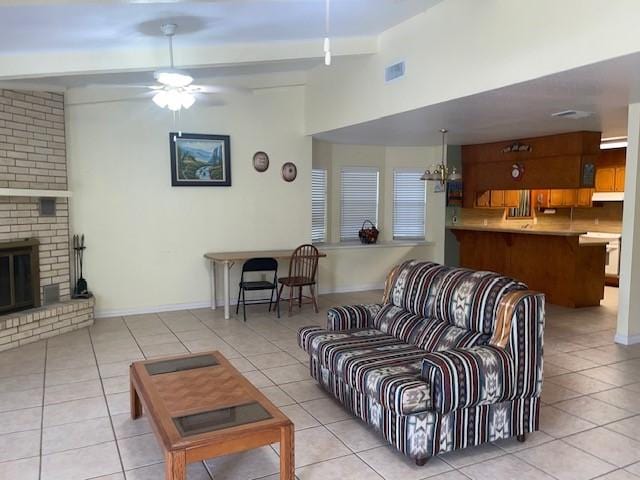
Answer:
[
  {"left": 242, "top": 257, "right": 278, "bottom": 273},
  {"left": 287, "top": 244, "right": 320, "bottom": 281}
]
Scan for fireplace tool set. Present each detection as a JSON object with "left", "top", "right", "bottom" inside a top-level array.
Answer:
[{"left": 72, "top": 234, "right": 92, "bottom": 299}]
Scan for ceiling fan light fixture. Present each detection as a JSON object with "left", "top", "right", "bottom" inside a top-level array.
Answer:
[
  {"left": 154, "top": 68, "right": 194, "bottom": 88},
  {"left": 152, "top": 90, "right": 169, "bottom": 108}
]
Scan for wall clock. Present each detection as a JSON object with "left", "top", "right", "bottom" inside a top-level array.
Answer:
[
  {"left": 511, "top": 163, "right": 525, "bottom": 180},
  {"left": 253, "top": 151, "right": 269, "bottom": 172},
  {"left": 281, "top": 162, "right": 297, "bottom": 182}
]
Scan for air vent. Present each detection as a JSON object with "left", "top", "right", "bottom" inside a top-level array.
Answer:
[
  {"left": 385, "top": 61, "right": 406, "bottom": 83},
  {"left": 43, "top": 285, "right": 60, "bottom": 305},
  {"left": 551, "top": 110, "right": 592, "bottom": 120}
]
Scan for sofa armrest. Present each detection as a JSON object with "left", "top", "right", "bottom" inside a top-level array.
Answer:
[
  {"left": 420, "top": 346, "right": 515, "bottom": 414},
  {"left": 327, "top": 304, "right": 382, "bottom": 331}
]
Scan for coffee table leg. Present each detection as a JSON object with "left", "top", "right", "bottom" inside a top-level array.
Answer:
[
  {"left": 130, "top": 380, "right": 142, "bottom": 419},
  {"left": 165, "top": 450, "right": 186, "bottom": 480},
  {"left": 280, "top": 423, "right": 294, "bottom": 480}
]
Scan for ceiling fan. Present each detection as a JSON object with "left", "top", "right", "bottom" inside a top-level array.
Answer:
[{"left": 101, "top": 23, "right": 236, "bottom": 111}]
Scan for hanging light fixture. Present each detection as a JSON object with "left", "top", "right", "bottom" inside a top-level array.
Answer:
[
  {"left": 323, "top": 0, "right": 331, "bottom": 66},
  {"left": 421, "top": 129, "right": 462, "bottom": 184}
]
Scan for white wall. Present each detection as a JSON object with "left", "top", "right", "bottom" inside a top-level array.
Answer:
[
  {"left": 305, "top": 0, "right": 640, "bottom": 135},
  {"left": 66, "top": 87, "right": 311, "bottom": 316}
]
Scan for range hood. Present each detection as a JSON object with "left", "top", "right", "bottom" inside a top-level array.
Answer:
[{"left": 592, "top": 192, "right": 624, "bottom": 202}]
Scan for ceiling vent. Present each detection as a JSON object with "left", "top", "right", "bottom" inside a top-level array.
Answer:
[
  {"left": 385, "top": 61, "right": 406, "bottom": 83},
  {"left": 550, "top": 110, "right": 592, "bottom": 120}
]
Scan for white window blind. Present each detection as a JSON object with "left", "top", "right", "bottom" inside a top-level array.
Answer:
[
  {"left": 393, "top": 169, "right": 426, "bottom": 240},
  {"left": 311, "top": 169, "right": 327, "bottom": 243},
  {"left": 340, "top": 167, "right": 379, "bottom": 241}
]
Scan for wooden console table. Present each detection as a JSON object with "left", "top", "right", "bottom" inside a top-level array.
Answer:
[{"left": 204, "top": 249, "right": 327, "bottom": 319}]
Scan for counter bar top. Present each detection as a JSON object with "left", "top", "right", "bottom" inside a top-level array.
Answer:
[{"left": 447, "top": 224, "right": 587, "bottom": 237}]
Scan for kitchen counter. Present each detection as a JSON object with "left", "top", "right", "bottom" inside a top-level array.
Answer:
[{"left": 450, "top": 226, "right": 606, "bottom": 307}]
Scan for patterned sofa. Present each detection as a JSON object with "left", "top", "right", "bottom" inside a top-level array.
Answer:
[{"left": 298, "top": 260, "right": 544, "bottom": 465}]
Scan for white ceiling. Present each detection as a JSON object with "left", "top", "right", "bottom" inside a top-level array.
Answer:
[
  {"left": 0, "top": 0, "right": 440, "bottom": 53},
  {"left": 314, "top": 52, "right": 640, "bottom": 146}
]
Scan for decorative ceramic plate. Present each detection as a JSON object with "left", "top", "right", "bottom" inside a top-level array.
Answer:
[
  {"left": 281, "top": 162, "right": 297, "bottom": 182},
  {"left": 252, "top": 151, "right": 269, "bottom": 172}
]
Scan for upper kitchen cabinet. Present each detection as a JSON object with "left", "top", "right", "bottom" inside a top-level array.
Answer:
[
  {"left": 596, "top": 147, "right": 626, "bottom": 192},
  {"left": 462, "top": 131, "right": 601, "bottom": 208}
]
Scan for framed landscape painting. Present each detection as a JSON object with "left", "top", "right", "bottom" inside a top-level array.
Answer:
[{"left": 169, "top": 133, "right": 231, "bottom": 186}]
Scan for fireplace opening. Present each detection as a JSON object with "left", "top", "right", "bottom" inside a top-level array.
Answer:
[{"left": 0, "top": 238, "right": 40, "bottom": 315}]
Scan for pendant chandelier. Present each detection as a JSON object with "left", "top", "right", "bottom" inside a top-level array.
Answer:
[{"left": 421, "top": 129, "right": 462, "bottom": 184}]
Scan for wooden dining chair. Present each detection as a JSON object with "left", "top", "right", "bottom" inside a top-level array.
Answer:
[{"left": 276, "top": 244, "right": 320, "bottom": 316}]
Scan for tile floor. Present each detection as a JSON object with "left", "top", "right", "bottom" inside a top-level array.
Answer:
[{"left": 1, "top": 287, "right": 640, "bottom": 480}]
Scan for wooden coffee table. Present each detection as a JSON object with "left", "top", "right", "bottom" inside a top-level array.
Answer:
[{"left": 129, "top": 351, "right": 294, "bottom": 480}]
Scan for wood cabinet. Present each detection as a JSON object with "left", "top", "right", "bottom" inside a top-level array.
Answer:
[
  {"left": 476, "top": 190, "right": 520, "bottom": 208},
  {"left": 595, "top": 166, "right": 625, "bottom": 192},
  {"left": 490, "top": 190, "right": 504, "bottom": 207},
  {"left": 504, "top": 190, "right": 520, "bottom": 207},
  {"left": 532, "top": 188, "right": 593, "bottom": 208},
  {"left": 476, "top": 190, "right": 491, "bottom": 208}
]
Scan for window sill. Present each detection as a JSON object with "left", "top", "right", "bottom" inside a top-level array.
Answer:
[{"left": 316, "top": 240, "right": 435, "bottom": 251}]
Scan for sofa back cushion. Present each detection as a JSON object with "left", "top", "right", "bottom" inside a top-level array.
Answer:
[{"left": 382, "top": 260, "right": 526, "bottom": 335}]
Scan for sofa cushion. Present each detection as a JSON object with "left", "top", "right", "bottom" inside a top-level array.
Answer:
[
  {"left": 299, "top": 326, "right": 431, "bottom": 415},
  {"left": 384, "top": 260, "right": 526, "bottom": 334},
  {"left": 373, "top": 304, "right": 490, "bottom": 352}
]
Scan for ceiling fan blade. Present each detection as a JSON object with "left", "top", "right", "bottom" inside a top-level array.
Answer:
[
  {"left": 187, "top": 84, "right": 251, "bottom": 94},
  {"left": 81, "top": 84, "right": 159, "bottom": 90}
]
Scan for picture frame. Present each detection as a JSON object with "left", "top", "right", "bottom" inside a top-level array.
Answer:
[{"left": 170, "top": 132, "right": 231, "bottom": 187}]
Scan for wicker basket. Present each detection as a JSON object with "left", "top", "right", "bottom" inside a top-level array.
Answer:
[{"left": 358, "top": 220, "right": 379, "bottom": 244}]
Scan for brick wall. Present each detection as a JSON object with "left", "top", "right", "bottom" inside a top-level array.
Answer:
[{"left": 0, "top": 89, "right": 71, "bottom": 302}]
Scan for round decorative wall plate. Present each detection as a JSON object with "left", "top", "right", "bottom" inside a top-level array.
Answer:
[
  {"left": 281, "top": 162, "right": 297, "bottom": 182},
  {"left": 252, "top": 151, "right": 270, "bottom": 172}
]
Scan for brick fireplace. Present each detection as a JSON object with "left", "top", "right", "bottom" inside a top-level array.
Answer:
[{"left": 0, "top": 88, "right": 94, "bottom": 351}]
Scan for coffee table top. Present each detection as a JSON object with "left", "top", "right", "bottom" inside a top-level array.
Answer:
[{"left": 130, "top": 351, "right": 292, "bottom": 451}]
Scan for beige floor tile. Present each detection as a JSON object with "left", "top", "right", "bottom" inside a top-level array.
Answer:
[
  {"left": 126, "top": 461, "right": 211, "bottom": 479},
  {"left": 43, "top": 395, "right": 108, "bottom": 427},
  {"left": 42, "top": 416, "right": 114, "bottom": 455},
  {"left": 261, "top": 364, "right": 310, "bottom": 385},
  {"left": 111, "top": 412, "right": 152, "bottom": 439},
  {"left": 492, "top": 431, "right": 554, "bottom": 453},
  {"left": 544, "top": 363, "right": 572, "bottom": 377},
  {"left": 358, "top": 445, "right": 451, "bottom": 480},
  {"left": 441, "top": 443, "right": 505, "bottom": 469},
  {"left": 564, "top": 428, "right": 640, "bottom": 467},
  {"left": 539, "top": 405, "right": 596, "bottom": 438},
  {"left": 0, "top": 373, "right": 43, "bottom": 394},
  {"left": 46, "top": 354, "right": 96, "bottom": 372},
  {"left": 98, "top": 361, "right": 135, "bottom": 379},
  {"left": 596, "top": 470, "right": 640, "bottom": 480},
  {"left": 592, "top": 388, "right": 640, "bottom": 413},
  {"left": 247, "top": 351, "right": 300, "bottom": 369},
  {"left": 117, "top": 432, "right": 163, "bottom": 470},
  {"left": 626, "top": 462, "right": 640, "bottom": 476},
  {"left": 579, "top": 366, "right": 640, "bottom": 387},
  {"left": 0, "top": 456, "right": 40, "bottom": 480},
  {"left": 45, "top": 365, "right": 99, "bottom": 387},
  {"left": 228, "top": 356, "right": 257, "bottom": 373},
  {"left": 0, "top": 406, "right": 41, "bottom": 434},
  {"left": 204, "top": 445, "right": 280, "bottom": 479},
  {"left": 325, "top": 419, "right": 386, "bottom": 452},
  {"left": 41, "top": 441, "right": 122, "bottom": 480},
  {"left": 545, "top": 353, "right": 600, "bottom": 372},
  {"left": 103, "top": 375, "right": 130, "bottom": 395},
  {"left": 0, "top": 429, "right": 41, "bottom": 462},
  {"left": 273, "top": 426, "right": 350, "bottom": 467},
  {"left": 0, "top": 387, "right": 42, "bottom": 412},
  {"left": 547, "top": 372, "right": 618, "bottom": 394},
  {"left": 297, "top": 454, "right": 383, "bottom": 480},
  {"left": 106, "top": 391, "right": 130, "bottom": 415},
  {"left": 515, "top": 440, "right": 615, "bottom": 480},
  {"left": 92, "top": 474, "right": 125, "bottom": 480},
  {"left": 279, "top": 404, "right": 321, "bottom": 430},
  {"left": 555, "top": 396, "right": 634, "bottom": 425},
  {"left": 259, "top": 385, "right": 296, "bottom": 407},
  {"left": 141, "top": 342, "right": 188, "bottom": 358},
  {"left": 134, "top": 332, "right": 179, "bottom": 346},
  {"left": 44, "top": 378, "right": 102, "bottom": 405},
  {"left": 300, "top": 397, "right": 352, "bottom": 424},
  {"left": 280, "top": 380, "right": 328, "bottom": 403},
  {"left": 541, "top": 382, "right": 581, "bottom": 404},
  {"left": 244, "top": 370, "right": 275, "bottom": 388},
  {"left": 461, "top": 454, "right": 555, "bottom": 479},
  {"left": 606, "top": 415, "right": 640, "bottom": 442}
]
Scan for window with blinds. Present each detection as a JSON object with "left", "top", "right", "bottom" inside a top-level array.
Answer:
[
  {"left": 393, "top": 169, "right": 426, "bottom": 240},
  {"left": 340, "top": 167, "right": 379, "bottom": 241},
  {"left": 311, "top": 169, "right": 327, "bottom": 243}
]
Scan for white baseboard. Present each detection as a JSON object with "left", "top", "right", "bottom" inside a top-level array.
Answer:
[
  {"left": 614, "top": 332, "right": 640, "bottom": 345},
  {"left": 95, "top": 283, "right": 385, "bottom": 319}
]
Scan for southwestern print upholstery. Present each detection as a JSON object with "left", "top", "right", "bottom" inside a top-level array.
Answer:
[{"left": 297, "top": 260, "right": 544, "bottom": 463}]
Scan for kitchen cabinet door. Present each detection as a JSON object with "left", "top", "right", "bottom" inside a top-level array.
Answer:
[
  {"left": 595, "top": 167, "right": 616, "bottom": 192},
  {"left": 476, "top": 190, "right": 491, "bottom": 207},
  {"left": 577, "top": 188, "right": 593, "bottom": 207},
  {"left": 504, "top": 190, "right": 520, "bottom": 207},
  {"left": 563, "top": 189, "right": 578, "bottom": 206},
  {"left": 549, "top": 189, "right": 564, "bottom": 207},
  {"left": 615, "top": 166, "right": 625, "bottom": 192},
  {"left": 490, "top": 190, "right": 505, "bottom": 207},
  {"left": 532, "top": 189, "right": 550, "bottom": 209}
]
